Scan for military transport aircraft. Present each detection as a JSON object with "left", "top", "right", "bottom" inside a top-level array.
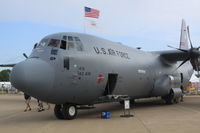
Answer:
[{"left": 1, "top": 20, "right": 199, "bottom": 120}]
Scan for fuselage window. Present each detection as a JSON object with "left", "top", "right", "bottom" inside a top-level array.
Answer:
[
  {"left": 74, "top": 37, "right": 83, "bottom": 51},
  {"left": 48, "top": 39, "right": 60, "bottom": 47}
]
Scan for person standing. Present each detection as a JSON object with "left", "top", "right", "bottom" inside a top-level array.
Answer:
[
  {"left": 24, "top": 93, "right": 31, "bottom": 112},
  {"left": 37, "top": 99, "right": 45, "bottom": 112},
  {"left": 46, "top": 103, "right": 50, "bottom": 110}
]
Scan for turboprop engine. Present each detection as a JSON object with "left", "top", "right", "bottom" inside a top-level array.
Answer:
[{"left": 151, "top": 75, "right": 182, "bottom": 98}]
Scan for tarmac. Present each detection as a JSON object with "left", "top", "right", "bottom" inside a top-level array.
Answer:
[{"left": 1, "top": 95, "right": 200, "bottom": 133}]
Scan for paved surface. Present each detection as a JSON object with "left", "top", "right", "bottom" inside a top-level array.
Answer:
[{"left": 1, "top": 95, "right": 200, "bottom": 133}]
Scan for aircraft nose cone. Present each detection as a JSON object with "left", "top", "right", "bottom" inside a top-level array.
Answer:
[{"left": 11, "top": 59, "right": 54, "bottom": 100}]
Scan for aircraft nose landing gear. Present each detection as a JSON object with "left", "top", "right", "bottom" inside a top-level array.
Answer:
[{"left": 54, "top": 104, "right": 77, "bottom": 120}]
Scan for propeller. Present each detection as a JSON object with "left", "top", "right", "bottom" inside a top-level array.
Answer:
[
  {"left": 168, "top": 26, "right": 200, "bottom": 74},
  {"left": 167, "top": 45, "right": 188, "bottom": 52}
]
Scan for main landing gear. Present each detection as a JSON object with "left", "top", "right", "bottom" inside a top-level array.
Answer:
[
  {"left": 54, "top": 104, "right": 77, "bottom": 120},
  {"left": 162, "top": 89, "right": 181, "bottom": 104}
]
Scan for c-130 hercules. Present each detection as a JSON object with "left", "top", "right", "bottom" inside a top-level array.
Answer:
[{"left": 1, "top": 20, "right": 199, "bottom": 120}]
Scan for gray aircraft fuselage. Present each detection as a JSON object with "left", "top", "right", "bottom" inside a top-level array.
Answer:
[{"left": 11, "top": 32, "right": 193, "bottom": 105}]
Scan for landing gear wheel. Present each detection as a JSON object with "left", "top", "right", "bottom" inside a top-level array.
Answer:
[
  {"left": 62, "top": 104, "right": 77, "bottom": 120},
  {"left": 119, "top": 100, "right": 124, "bottom": 105},
  {"left": 174, "top": 97, "right": 180, "bottom": 104},
  {"left": 54, "top": 104, "right": 64, "bottom": 119},
  {"left": 130, "top": 99, "right": 135, "bottom": 105},
  {"left": 162, "top": 91, "right": 174, "bottom": 105}
]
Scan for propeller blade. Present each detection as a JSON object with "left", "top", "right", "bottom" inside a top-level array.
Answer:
[
  {"left": 195, "top": 59, "right": 200, "bottom": 75},
  {"left": 0, "top": 64, "right": 15, "bottom": 67},
  {"left": 177, "top": 57, "right": 190, "bottom": 69},
  {"left": 23, "top": 53, "right": 28, "bottom": 59},
  {"left": 187, "top": 26, "right": 193, "bottom": 48},
  {"left": 167, "top": 45, "right": 188, "bottom": 52}
]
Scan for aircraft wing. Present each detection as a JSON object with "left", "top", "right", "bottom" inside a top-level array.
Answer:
[
  {"left": 152, "top": 50, "right": 189, "bottom": 62},
  {"left": 0, "top": 64, "right": 16, "bottom": 67}
]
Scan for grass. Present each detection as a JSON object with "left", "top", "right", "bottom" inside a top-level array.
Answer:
[{"left": 0, "top": 88, "right": 7, "bottom": 94}]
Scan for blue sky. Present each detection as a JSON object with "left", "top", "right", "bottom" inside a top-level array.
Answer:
[{"left": 0, "top": 0, "right": 200, "bottom": 81}]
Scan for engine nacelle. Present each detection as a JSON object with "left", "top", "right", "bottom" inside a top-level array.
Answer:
[
  {"left": 171, "top": 88, "right": 182, "bottom": 99},
  {"left": 151, "top": 75, "right": 181, "bottom": 96}
]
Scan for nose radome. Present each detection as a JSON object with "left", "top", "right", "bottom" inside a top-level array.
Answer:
[{"left": 11, "top": 58, "right": 54, "bottom": 100}]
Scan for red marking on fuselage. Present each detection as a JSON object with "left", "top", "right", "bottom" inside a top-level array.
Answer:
[{"left": 97, "top": 74, "right": 104, "bottom": 83}]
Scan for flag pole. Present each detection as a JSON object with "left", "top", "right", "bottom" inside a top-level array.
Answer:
[
  {"left": 84, "top": 17, "right": 86, "bottom": 33},
  {"left": 83, "top": 7, "right": 86, "bottom": 33}
]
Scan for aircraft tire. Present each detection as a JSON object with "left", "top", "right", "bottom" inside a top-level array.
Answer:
[
  {"left": 174, "top": 97, "right": 180, "bottom": 104},
  {"left": 162, "top": 91, "right": 174, "bottom": 105},
  {"left": 119, "top": 100, "right": 124, "bottom": 105},
  {"left": 130, "top": 99, "right": 135, "bottom": 105},
  {"left": 54, "top": 104, "right": 64, "bottom": 119},
  {"left": 62, "top": 104, "right": 77, "bottom": 120}
]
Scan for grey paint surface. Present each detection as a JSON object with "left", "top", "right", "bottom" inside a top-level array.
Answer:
[{"left": 10, "top": 31, "right": 193, "bottom": 105}]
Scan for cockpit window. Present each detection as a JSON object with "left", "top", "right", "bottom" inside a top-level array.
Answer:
[
  {"left": 63, "top": 36, "right": 67, "bottom": 41},
  {"left": 48, "top": 39, "right": 60, "bottom": 47},
  {"left": 60, "top": 40, "right": 67, "bottom": 50},
  {"left": 68, "top": 36, "right": 73, "bottom": 41},
  {"left": 67, "top": 36, "right": 75, "bottom": 50},
  {"left": 74, "top": 37, "right": 83, "bottom": 51},
  {"left": 74, "top": 37, "right": 80, "bottom": 41},
  {"left": 43, "top": 35, "right": 84, "bottom": 51},
  {"left": 39, "top": 38, "right": 49, "bottom": 46},
  {"left": 68, "top": 42, "right": 75, "bottom": 50},
  {"left": 60, "top": 36, "right": 67, "bottom": 50}
]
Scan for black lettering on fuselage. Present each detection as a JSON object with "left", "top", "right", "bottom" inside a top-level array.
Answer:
[
  {"left": 94, "top": 47, "right": 100, "bottom": 54},
  {"left": 101, "top": 48, "right": 107, "bottom": 54},
  {"left": 93, "top": 47, "right": 130, "bottom": 59}
]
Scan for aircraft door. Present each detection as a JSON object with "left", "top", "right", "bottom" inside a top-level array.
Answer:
[{"left": 104, "top": 73, "right": 118, "bottom": 95}]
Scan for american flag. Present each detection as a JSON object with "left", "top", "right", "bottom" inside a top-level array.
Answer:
[{"left": 84, "top": 7, "right": 100, "bottom": 19}]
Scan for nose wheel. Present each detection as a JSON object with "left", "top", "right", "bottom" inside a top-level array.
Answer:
[{"left": 54, "top": 104, "right": 77, "bottom": 120}]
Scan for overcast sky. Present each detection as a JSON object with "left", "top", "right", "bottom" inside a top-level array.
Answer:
[{"left": 0, "top": 0, "right": 200, "bottom": 81}]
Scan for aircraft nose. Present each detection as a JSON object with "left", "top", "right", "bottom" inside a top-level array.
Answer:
[{"left": 11, "top": 59, "right": 54, "bottom": 100}]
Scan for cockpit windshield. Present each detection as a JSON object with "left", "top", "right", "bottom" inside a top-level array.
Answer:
[
  {"left": 59, "top": 36, "right": 84, "bottom": 51},
  {"left": 38, "top": 35, "right": 84, "bottom": 51},
  {"left": 48, "top": 39, "right": 60, "bottom": 47},
  {"left": 39, "top": 38, "right": 49, "bottom": 46}
]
